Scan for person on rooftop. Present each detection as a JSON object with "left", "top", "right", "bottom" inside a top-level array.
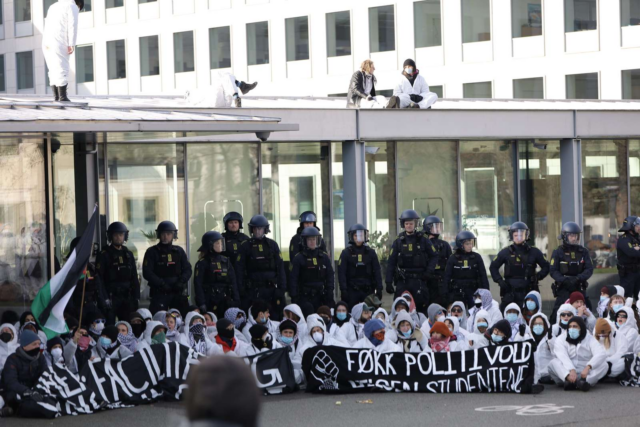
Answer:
[
  {"left": 347, "top": 60, "right": 388, "bottom": 109},
  {"left": 387, "top": 59, "right": 438, "bottom": 109}
]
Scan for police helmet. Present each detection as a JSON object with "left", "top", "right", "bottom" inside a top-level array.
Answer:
[
  {"left": 508, "top": 221, "right": 530, "bottom": 242},
  {"left": 223, "top": 211, "right": 244, "bottom": 231},
  {"left": 348, "top": 223, "right": 369, "bottom": 245},
  {"left": 399, "top": 209, "right": 421, "bottom": 230},
  {"left": 619, "top": 216, "right": 640, "bottom": 233},
  {"left": 107, "top": 221, "right": 129, "bottom": 243},
  {"left": 299, "top": 211, "right": 318, "bottom": 225},
  {"left": 301, "top": 226, "right": 322, "bottom": 249},
  {"left": 455, "top": 230, "right": 476, "bottom": 250},
  {"left": 423, "top": 215, "right": 443, "bottom": 236},
  {"left": 198, "top": 231, "right": 226, "bottom": 253},
  {"left": 156, "top": 220, "right": 178, "bottom": 240},
  {"left": 559, "top": 222, "right": 582, "bottom": 245},
  {"left": 248, "top": 215, "right": 270, "bottom": 238}
]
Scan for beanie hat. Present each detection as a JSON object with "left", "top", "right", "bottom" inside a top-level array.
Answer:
[
  {"left": 569, "top": 291, "right": 585, "bottom": 305},
  {"left": 491, "top": 319, "right": 512, "bottom": 340},
  {"left": 317, "top": 306, "right": 332, "bottom": 318},
  {"left": 279, "top": 319, "right": 297, "bottom": 334},
  {"left": 364, "top": 319, "right": 386, "bottom": 339},
  {"left": 216, "top": 318, "right": 235, "bottom": 339},
  {"left": 364, "top": 294, "right": 382, "bottom": 309},
  {"left": 249, "top": 324, "right": 268, "bottom": 341},
  {"left": 594, "top": 318, "right": 612, "bottom": 336},
  {"left": 46, "top": 336, "right": 64, "bottom": 353},
  {"left": 250, "top": 300, "right": 270, "bottom": 320},
  {"left": 429, "top": 321, "right": 452, "bottom": 338},
  {"left": 403, "top": 58, "right": 416, "bottom": 69},
  {"left": 102, "top": 325, "right": 119, "bottom": 342},
  {"left": 20, "top": 329, "right": 40, "bottom": 347}
]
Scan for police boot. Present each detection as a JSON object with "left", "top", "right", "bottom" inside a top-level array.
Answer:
[
  {"left": 52, "top": 86, "right": 59, "bottom": 102},
  {"left": 238, "top": 81, "right": 257, "bottom": 95},
  {"left": 58, "top": 84, "right": 71, "bottom": 102}
]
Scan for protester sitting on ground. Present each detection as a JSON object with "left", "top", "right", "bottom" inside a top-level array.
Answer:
[
  {"left": 275, "top": 319, "right": 304, "bottom": 385},
  {"left": 394, "top": 311, "right": 428, "bottom": 353},
  {"left": 240, "top": 324, "right": 282, "bottom": 357},
  {"left": 467, "top": 309, "right": 490, "bottom": 349},
  {"left": 485, "top": 319, "right": 512, "bottom": 347},
  {"left": 185, "top": 71, "right": 257, "bottom": 108},
  {"left": 224, "top": 307, "right": 249, "bottom": 344},
  {"left": 242, "top": 300, "right": 280, "bottom": 343},
  {"left": 467, "top": 289, "right": 502, "bottom": 331},
  {"left": 606, "top": 294, "right": 626, "bottom": 323},
  {"left": 347, "top": 59, "right": 387, "bottom": 109},
  {"left": 0, "top": 323, "right": 18, "bottom": 372},
  {"left": 16, "top": 311, "right": 47, "bottom": 348},
  {"left": 44, "top": 336, "right": 66, "bottom": 367},
  {"left": 354, "top": 319, "right": 402, "bottom": 352},
  {"left": 283, "top": 304, "right": 307, "bottom": 339},
  {"left": 213, "top": 318, "right": 248, "bottom": 357},
  {"left": 613, "top": 307, "right": 638, "bottom": 352},
  {"left": 593, "top": 318, "right": 628, "bottom": 380},
  {"left": 422, "top": 303, "right": 447, "bottom": 332},
  {"left": 399, "top": 291, "right": 428, "bottom": 327},
  {"left": 87, "top": 310, "right": 106, "bottom": 342},
  {"left": 521, "top": 291, "right": 542, "bottom": 326},
  {"left": 178, "top": 312, "right": 221, "bottom": 356},
  {"left": 67, "top": 325, "right": 94, "bottom": 373},
  {"left": 529, "top": 313, "right": 554, "bottom": 384},
  {"left": 115, "top": 320, "right": 138, "bottom": 353},
  {"left": 338, "top": 302, "right": 371, "bottom": 346},
  {"left": 449, "top": 301, "right": 469, "bottom": 332},
  {"left": 551, "top": 304, "right": 577, "bottom": 338},
  {"left": 144, "top": 321, "right": 167, "bottom": 346},
  {"left": 568, "top": 292, "right": 596, "bottom": 331},
  {"left": 548, "top": 316, "right": 607, "bottom": 391},
  {"left": 386, "top": 59, "right": 438, "bottom": 109},
  {"left": 317, "top": 306, "right": 339, "bottom": 337},
  {"left": 129, "top": 312, "right": 148, "bottom": 350},
  {"left": 165, "top": 311, "right": 182, "bottom": 342},
  {"left": 503, "top": 303, "right": 530, "bottom": 342},
  {"left": 597, "top": 286, "right": 617, "bottom": 318},
  {"left": 94, "top": 325, "right": 132, "bottom": 360},
  {"left": 204, "top": 312, "right": 217, "bottom": 338},
  {"left": 428, "top": 321, "right": 454, "bottom": 353}
]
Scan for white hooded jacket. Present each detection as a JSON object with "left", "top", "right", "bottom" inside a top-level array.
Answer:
[
  {"left": 503, "top": 303, "right": 531, "bottom": 342},
  {"left": 294, "top": 315, "right": 345, "bottom": 371},
  {"left": 178, "top": 312, "right": 221, "bottom": 356},
  {"left": 393, "top": 73, "right": 438, "bottom": 109},
  {"left": 338, "top": 303, "right": 366, "bottom": 346},
  {"left": 0, "top": 323, "right": 19, "bottom": 372},
  {"left": 43, "top": 0, "right": 79, "bottom": 51},
  {"left": 242, "top": 310, "right": 280, "bottom": 343},
  {"left": 529, "top": 313, "right": 554, "bottom": 382},
  {"left": 551, "top": 304, "right": 577, "bottom": 338},
  {"left": 283, "top": 304, "right": 308, "bottom": 339},
  {"left": 467, "top": 289, "right": 502, "bottom": 330},
  {"left": 553, "top": 331, "right": 607, "bottom": 373},
  {"left": 613, "top": 307, "right": 638, "bottom": 352},
  {"left": 393, "top": 311, "right": 428, "bottom": 353}
]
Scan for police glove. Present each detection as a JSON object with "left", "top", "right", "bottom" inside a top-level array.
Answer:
[
  {"left": 161, "top": 281, "right": 172, "bottom": 293},
  {"left": 519, "top": 324, "right": 527, "bottom": 337},
  {"left": 172, "top": 281, "right": 185, "bottom": 292},
  {"left": 411, "top": 94, "right": 423, "bottom": 103},
  {"left": 386, "top": 282, "right": 395, "bottom": 295}
]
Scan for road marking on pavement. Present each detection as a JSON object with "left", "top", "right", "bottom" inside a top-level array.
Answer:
[{"left": 475, "top": 404, "right": 574, "bottom": 416}]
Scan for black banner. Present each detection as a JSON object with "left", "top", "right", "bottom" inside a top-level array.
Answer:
[
  {"left": 243, "top": 347, "right": 296, "bottom": 395},
  {"left": 302, "top": 341, "right": 534, "bottom": 394}
]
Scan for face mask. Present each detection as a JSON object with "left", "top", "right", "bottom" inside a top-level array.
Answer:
[
  {"left": 474, "top": 299, "right": 482, "bottom": 308},
  {"left": 568, "top": 328, "right": 580, "bottom": 340},
  {"left": 560, "top": 319, "right": 569, "bottom": 325},
  {"left": 100, "top": 337, "right": 112, "bottom": 348},
  {"left": 491, "top": 334, "right": 503, "bottom": 343},
  {"left": 373, "top": 331, "right": 385, "bottom": 342},
  {"left": 218, "top": 327, "right": 234, "bottom": 339},
  {"left": 613, "top": 304, "right": 623, "bottom": 313},
  {"left": 436, "top": 315, "right": 445, "bottom": 323},
  {"left": 51, "top": 348, "right": 63, "bottom": 361},
  {"left": 190, "top": 323, "right": 205, "bottom": 336},
  {"left": 258, "top": 316, "right": 268, "bottom": 324},
  {"left": 132, "top": 323, "right": 145, "bottom": 338},
  {"left": 78, "top": 336, "right": 91, "bottom": 351},
  {"left": 526, "top": 301, "right": 537, "bottom": 311},
  {"left": 600, "top": 296, "right": 608, "bottom": 302},
  {"left": 26, "top": 347, "right": 40, "bottom": 357},
  {"left": 532, "top": 324, "right": 544, "bottom": 336},
  {"left": 152, "top": 332, "right": 166, "bottom": 345},
  {"left": 617, "top": 321, "right": 625, "bottom": 329},
  {"left": 598, "top": 336, "right": 606, "bottom": 344},
  {"left": 477, "top": 322, "right": 488, "bottom": 330},
  {"left": 0, "top": 332, "right": 12, "bottom": 343},
  {"left": 506, "top": 313, "right": 518, "bottom": 323},
  {"left": 405, "top": 67, "right": 414, "bottom": 75},
  {"left": 93, "top": 323, "right": 105, "bottom": 333},
  {"left": 281, "top": 336, "right": 294, "bottom": 345},
  {"left": 401, "top": 330, "right": 412, "bottom": 338},
  {"left": 312, "top": 332, "right": 324, "bottom": 344},
  {"left": 336, "top": 312, "right": 347, "bottom": 321}
]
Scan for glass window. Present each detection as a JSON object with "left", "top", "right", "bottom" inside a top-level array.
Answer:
[
  {"left": 0, "top": 137, "right": 48, "bottom": 302},
  {"left": 107, "top": 39, "right": 126, "bottom": 80},
  {"left": 460, "top": 141, "right": 516, "bottom": 263},
  {"left": 463, "top": 81, "right": 492, "bottom": 98},
  {"left": 101, "top": 143, "right": 186, "bottom": 302},
  {"left": 174, "top": 31, "right": 194, "bottom": 73},
  {"left": 43, "top": 0, "right": 55, "bottom": 18},
  {"left": 247, "top": 21, "right": 269, "bottom": 66},
  {"left": 82, "top": 0, "right": 91, "bottom": 12},
  {"left": 52, "top": 134, "right": 77, "bottom": 266},
  {"left": 15, "top": 0, "right": 31, "bottom": 22},
  {"left": 565, "top": 0, "right": 597, "bottom": 32},
  {"left": 75, "top": 45, "right": 94, "bottom": 83},
  {"left": 186, "top": 142, "right": 259, "bottom": 266},
  {"left": 0, "top": 55, "right": 5, "bottom": 92},
  {"left": 512, "top": 0, "right": 542, "bottom": 38},
  {"left": 630, "top": 140, "right": 640, "bottom": 213},
  {"left": 462, "top": 0, "right": 491, "bottom": 43},
  {"left": 582, "top": 140, "right": 628, "bottom": 273},
  {"left": 566, "top": 72, "right": 598, "bottom": 99},
  {"left": 430, "top": 85, "right": 443, "bottom": 98},
  {"left": 140, "top": 36, "right": 160, "bottom": 77},
  {"left": 369, "top": 5, "right": 395, "bottom": 53},
  {"left": 414, "top": 0, "right": 442, "bottom": 48},
  {"left": 209, "top": 26, "right": 231, "bottom": 69},
  {"left": 286, "top": 16, "right": 309, "bottom": 62},
  {"left": 106, "top": 0, "right": 123, "bottom": 8},
  {"left": 326, "top": 11, "right": 351, "bottom": 57},
  {"left": 622, "top": 69, "right": 640, "bottom": 99},
  {"left": 139, "top": 0, "right": 157, "bottom": 3},
  {"left": 513, "top": 77, "right": 544, "bottom": 99},
  {"left": 16, "top": 51, "right": 33, "bottom": 90},
  {"left": 621, "top": 0, "right": 640, "bottom": 26}
]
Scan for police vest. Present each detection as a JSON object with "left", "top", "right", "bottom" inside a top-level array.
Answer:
[
  {"left": 347, "top": 246, "right": 373, "bottom": 281},
  {"left": 451, "top": 253, "right": 480, "bottom": 284},
  {"left": 504, "top": 245, "right": 534, "bottom": 280},
  {"left": 203, "top": 256, "right": 232, "bottom": 291},
  {"left": 247, "top": 240, "right": 277, "bottom": 272},
  {"left": 397, "top": 233, "right": 427, "bottom": 270},
  {"left": 223, "top": 232, "right": 247, "bottom": 257},
  {"left": 621, "top": 234, "right": 640, "bottom": 267},
  {"left": 432, "top": 239, "right": 449, "bottom": 272},
  {"left": 104, "top": 247, "right": 135, "bottom": 284},
  {"left": 153, "top": 245, "right": 183, "bottom": 278},
  {"left": 300, "top": 253, "right": 327, "bottom": 286},
  {"left": 557, "top": 245, "right": 586, "bottom": 276}
]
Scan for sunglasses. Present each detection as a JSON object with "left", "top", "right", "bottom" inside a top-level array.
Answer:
[
  {"left": 95, "top": 319, "right": 106, "bottom": 324},
  {"left": 560, "top": 313, "right": 572, "bottom": 318},
  {"left": 451, "top": 308, "right": 463, "bottom": 314}
]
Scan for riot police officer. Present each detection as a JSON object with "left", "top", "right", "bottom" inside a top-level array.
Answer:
[
  {"left": 616, "top": 216, "right": 640, "bottom": 297},
  {"left": 423, "top": 216, "right": 452, "bottom": 307},
  {"left": 194, "top": 231, "right": 239, "bottom": 319},
  {"left": 235, "top": 215, "right": 286, "bottom": 320},
  {"left": 385, "top": 209, "right": 437, "bottom": 315},
  {"left": 221, "top": 211, "right": 249, "bottom": 269},
  {"left": 289, "top": 211, "right": 327, "bottom": 264},
  {"left": 442, "top": 231, "right": 489, "bottom": 308},
  {"left": 290, "top": 227, "right": 335, "bottom": 311},
  {"left": 97, "top": 222, "right": 140, "bottom": 324},
  {"left": 69, "top": 237, "right": 107, "bottom": 319},
  {"left": 549, "top": 222, "right": 594, "bottom": 323},
  {"left": 490, "top": 222, "right": 550, "bottom": 312},
  {"left": 338, "top": 224, "right": 383, "bottom": 309},
  {"left": 142, "top": 221, "right": 192, "bottom": 316}
]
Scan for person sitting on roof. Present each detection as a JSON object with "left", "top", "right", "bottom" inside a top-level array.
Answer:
[
  {"left": 185, "top": 71, "right": 257, "bottom": 108},
  {"left": 387, "top": 59, "right": 438, "bottom": 109},
  {"left": 347, "top": 60, "right": 387, "bottom": 109}
]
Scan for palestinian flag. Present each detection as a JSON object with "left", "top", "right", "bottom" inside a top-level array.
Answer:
[{"left": 32, "top": 206, "right": 97, "bottom": 339}]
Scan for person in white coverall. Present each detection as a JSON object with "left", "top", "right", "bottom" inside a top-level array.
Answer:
[
  {"left": 42, "top": 0, "right": 83, "bottom": 102},
  {"left": 185, "top": 72, "right": 257, "bottom": 108},
  {"left": 387, "top": 58, "right": 438, "bottom": 109}
]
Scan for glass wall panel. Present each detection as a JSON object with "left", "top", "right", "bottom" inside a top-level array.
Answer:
[
  {"left": 103, "top": 144, "right": 186, "bottom": 301},
  {"left": 369, "top": 5, "right": 395, "bottom": 53},
  {"left": 621, "top": 0, "right": 640, "bottom": 26},
  {"left": 430, "top": 85, "right": 443, "bottom": 98},
  {"left": 247, "top": 21, "right": 269, "bottom": 65},
  {"left": 285, "top": 16, "right": 309, "bottom": 62},
  {"left": 106, "top": 0, "right": 123, "bottom": 8},
  {"left": 460, "top": 141, "right": 516, "bottom": 265},
  {"left": 209, "top": 26, "right": 231, "bottom": 69},
  {"left": 140, "top": 36, "right": 160, "bottom": 77},
  {"left": 15, "top": 0, "right": 30, "bottom": 22},
  {"left": 326, "top": 11, "right": 351, "bottom": 57},
  {"left": 186, "top": 142, "right": 260, "bottom": 267},
  {"left": 76, "top": 45, "right": 94, "bottom": 83},
  {"left": 631, "top": 140, "right": 640, "bottom": 214},
  {"left": 174, "top": 31, "right": 195, "bottom": 73},
  {"left": 514, "top": 77, "right": 544, "bottom": 99},
  {"left": 622, "top": 69, "right": 640, "bottom": 100},
  {"left": 52, "top": 134, "right": 77, "bottom": 270},
  {"left": 462, "top": 0, "right": 491, "bottom": 43},
  {"left": 0, "top": 137, "right": 47, "bottom": 303},
  {"left": 43, "top": 0, "right": 55, "bottom": 18},
  {"left": 107, "top": 39, "right": 126, "bottom": 80},
  {"left": 16, "top": 51, "right": 33, "bottom": 90},
  {"left": 512, "top": 0, "right": 542, "bottom": 38},
  {"left": 566, "top": 72, "right": 598, "bottom": 99},
  {"left": 82, "top": 0, "right": 91, "bottom": 12},
  {"left": 414, "top": 0, "right": 442, "bottom": 48},
  {"left": 0, "top": 55, "right": 6, "bottom": 93},
  {"left": 463, "top": 81, "right": 492, "bottom": 98},
  {"left": 565, "top": 0, "right": 597, "bottom": 32}
]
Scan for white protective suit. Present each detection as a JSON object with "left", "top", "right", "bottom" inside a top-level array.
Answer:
[
  {"left": 337, "top": 302, "right": 366, "bottom": 346},
  {"left": 294, "top": 316, "right": 345, "bottom": 371},
  {"left": 178, "top": 312, "right": 222, "bottom": 356},
  {"left": 242, "top": 310, "right": 280, "bottom": 343},
  {"left": 467, "top": 309, "right": 491, "bottom": 350},
  {"left": 551, "top": 303, "right": 577, "bottom": 338},
  {"left": 613, "top": 307, "right": 638, "bottom": 352},
  {"left": 503, "top": 303, "right": 531, "bottom": 342},
  {"left": 186, "top": 72, "right": 241, "bottom": 108},
  {"left": 467, "top": 289, "right": 502, "bottom": 331},
  {"left": 0, "top": 323, "right": 19, "bottom": 372},
  {"left": 529, "top": 313, "right": 555, "bottom": 382},
  {"left": 394, "top": 311, "right": 428, "bottom": 353},
  {"left": 596, "top": 330, "right": 629, "bottom": 378},
  {"left": 393, "top": 73, "right": 438, "bottom": 109},
  {"left": 283, "top": 304, "right": 308, "bottom": 339},
  {"left": 549, "top": 330, "right": 608, "bottom": 386},
  {"left": 42, "top": 0, "right": 79, "bottom": 87}
]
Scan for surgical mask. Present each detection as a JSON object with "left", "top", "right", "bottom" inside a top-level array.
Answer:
[
  {"left": 568, "top": 328, "right": 580, "bottom": 339},
  {"left": 312, "top": 332, "right": 323, "bottom": 344},
  {"left": 99, "top": 337, "right": 112, "bottom": 348},
  {"left": 598, "top": 336, "right": 606, "bottom": 344},
  {"left": 436, "top": 315, "right": 446, "bottom": 323},
  {"left": 617, "top": 321, "right": 625, "bottom": 329},
  {"left": 613, "top": 304, "right": 623, "bottom": 313},
  {"left": 0, "top": 332, "right": 11, "bottom": 343},
  {"left": 401, "top": 330, "right": 412, "bottom": 338},
  {"left": 51, "top": 348, "right": 63, "bottom": 361},
  {"left": 258, "top": 316, "right": 268, "bottom": 324},
  {"left": 560, "top": 319, "right": 569, "bottom": 325},
  {"left": 491, "top": 334, "right": 503, "bottom": 343},
  {"left": 281, "top": 336, "right": 294, "bottom": 345},
  {"left": 532, "top": 325, "right": 544, "bottom": 336},
  {"left": 474, "top": 299, "right": 482, "bottom": 308},
  {"left": 93, "top": 322, "right": 104, "bottom": 333},
  {"left": 405, "top": 67, "right": 414, "bottom": 75},
  {"left": 506, "top": 313, "right": 518, "bottom": 323},
  {"left": 336, "top": 312, "right": 347, "bottom": 321},
  {"left": 152, "top": 332, "right": 166, "bottom": 345},
  {"left": 600, "top": 296, "right": 608, "bottom": 302},
  {"left": 477, "top": 322, "right": 488, "bottom": 330},
  {"left": 526, "top": 301, "right": 537, "bottom": 311}
]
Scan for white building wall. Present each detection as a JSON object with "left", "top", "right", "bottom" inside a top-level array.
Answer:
[{"left": 0, "top": 0, "right": 639, "bottom": 98}]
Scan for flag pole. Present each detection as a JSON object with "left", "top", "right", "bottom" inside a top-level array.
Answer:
[{"left": 78, "top": 264, "right": 89, "bottom": 327}]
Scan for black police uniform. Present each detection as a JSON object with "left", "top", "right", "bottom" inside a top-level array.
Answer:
[
  {"left": 386, "top": 231, "right": 437, "bottom": 314},
  {"left": 97, "top": 244, "right": 140, "bottom": 323},
  {"left": 549, "top": 243, "right": 594, "bottom": 323},
  {"left": 70, "top": 261, "right": 108, "bottom": 319},
  {"left": 442, "top": 250, "right": 490, "bottom": 308},
  {"left": 222, "top": 230, "right": 249, "bottom": 269},
  {"left": 338, "top": 244, "right": 382, "bottom": 309},
  {"left": 289, "top": 230, "right": 327, "bottom": 264},
  {"left": 142, "top": 243, "right": 192, "bottom": 316},
  {"left": 290, "top": 248, "right": 335, "bottom": 311},
  {"left": 617, "top": 232, "right": 640, "bottom": 298},
  {"left": 426, "top": 237, "right": 452, "bottom": 307},
  {"left": 490, "top": 243, "right": 549, "bottom": 312},
  {"left": 194, "top": 253, "right": 239, "bottom": 319},
  {"left": 235, "top": 237, "right": 287, "bottom": 320}
]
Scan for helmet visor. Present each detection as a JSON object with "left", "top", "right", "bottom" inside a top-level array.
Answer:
[
  {"left": 252, "top": 227, "right": 266, "bottom": 239},
  {"left": 402, "top": 219, "right": 421, "bottom": 231},
  {"left": 303, "top": 235, "right": 322, "bottom": 249},
  {"left": 429, "top": 222, "right": 443, "bottom": 235},
  {"left": 511, "top": 229, "right": 530, "bottom": 242},
  {"left": 634, "top": 217, "right": 640, "bottom": 227},
  {"left": 212, "top": 238, "right": 226, "bottom": 253},
  {"left": 564, "top": 232, "right": 580, "bottom": 243},
  {"left": 351, "top": 230, "right": 369, "bottom": 244},
  {"left": 460, "top": 238, "right": 477, "bottom": 249}
]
